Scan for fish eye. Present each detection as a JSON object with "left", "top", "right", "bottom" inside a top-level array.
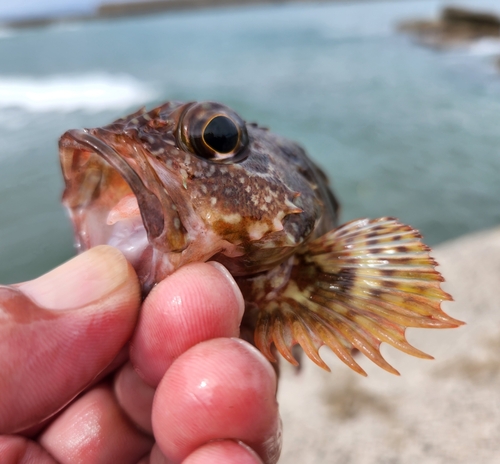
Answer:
[
  {"left": 178, "top": 102, "right": 249, "bottom": 163},
  {"left": 202, "top": 116, "right": 239, "bottom": 154}
]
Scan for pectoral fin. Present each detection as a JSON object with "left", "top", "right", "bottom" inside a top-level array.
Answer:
[{"left": 251, "top": 217, "right": 464, "bottom": 376}]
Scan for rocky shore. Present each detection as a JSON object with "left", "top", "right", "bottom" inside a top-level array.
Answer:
[
  {"left": 398, "top": 6, "right": 500, "bottom": 49},
  {"left": 2, "top": 0, "right": 367, "bottom": 29},
  {"left": 278, "top": 226, "right": 500, "bottom": 463},
  {"left": 98, "top": 0, "right": 285, "bottom": 18}
]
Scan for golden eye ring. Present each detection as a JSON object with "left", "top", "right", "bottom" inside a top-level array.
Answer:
[
  {"left": 178, "top": 102, "right": 249, "bottom": 163},
  {"left": 200, "top": 114, "right": 241, "bottom": 158}
]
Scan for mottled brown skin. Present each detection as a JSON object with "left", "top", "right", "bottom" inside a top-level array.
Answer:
[
  {"left": 59, "top": 101, "right": 463, "bottom": 375},
  {"left": 60, "top": 102, "right": 337, "bottom": 284}
]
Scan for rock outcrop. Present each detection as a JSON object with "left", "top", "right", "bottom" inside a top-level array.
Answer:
[{"left": 398, "top": 6, "right": 500, "bottom": 49}]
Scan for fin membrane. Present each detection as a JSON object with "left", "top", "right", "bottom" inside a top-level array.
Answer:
[{"left": 252, "top": 217, "right": 463, "bottom": 376}]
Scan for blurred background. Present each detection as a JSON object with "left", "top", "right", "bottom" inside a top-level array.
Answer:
[
  {"left": 0, "top": 0, "right": 499, "bottom": 282},
  {"left": 1, "top": 1, "right": 500, "bottom": 463}
]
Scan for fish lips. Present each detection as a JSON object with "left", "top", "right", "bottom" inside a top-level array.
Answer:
[{"left": 59, "top": 127, "right": 188, "bottom": 254}]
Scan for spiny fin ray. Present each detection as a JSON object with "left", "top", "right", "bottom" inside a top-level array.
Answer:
[{"left": 253, "top": 217, "right": 464, "bottom": 375}]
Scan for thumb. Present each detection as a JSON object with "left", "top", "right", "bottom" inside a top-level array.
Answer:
[{"left": 0, "top": 245, "right": 140, "bottom": 434}]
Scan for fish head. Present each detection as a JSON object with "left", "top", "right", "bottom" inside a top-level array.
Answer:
[{"left": 59, "top": 101, "right": 337, "bottom": 289}]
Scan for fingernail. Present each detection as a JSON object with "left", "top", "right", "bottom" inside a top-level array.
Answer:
[
  {"left": 20, "top": 246, "right": 131, "bottom": 310},
  {"left": 206, "top": 262, "right": 245, "bottom": 320}
]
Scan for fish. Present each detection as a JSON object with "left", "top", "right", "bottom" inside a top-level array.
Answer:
[{"left": 59, "top": 100, "right": 463, "bottom": 376}]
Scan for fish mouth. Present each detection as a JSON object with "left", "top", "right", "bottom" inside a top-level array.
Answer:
[{"left": 59, "top": 128, "right": 187, "bottom": 286}]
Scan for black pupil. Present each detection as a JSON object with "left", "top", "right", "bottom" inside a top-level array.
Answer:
[{"left": 203, "top": 116, "right": 239, "bottom": 154}]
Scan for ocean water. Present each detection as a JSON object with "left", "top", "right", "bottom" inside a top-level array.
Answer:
[{"left": 1, "top": 0, "right": 500, "bottom": 283}]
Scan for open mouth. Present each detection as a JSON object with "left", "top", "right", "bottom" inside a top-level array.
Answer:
[
  {"left": 59, "top": 124, "right": 240, "bottom": 289},
  {"left": 60, "top": 129, "right": 154, "bottom": 267}
]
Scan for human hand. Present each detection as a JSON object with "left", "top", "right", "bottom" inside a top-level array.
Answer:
[{"left": 0, "top": 246, "right": 281, "bottom": 463}]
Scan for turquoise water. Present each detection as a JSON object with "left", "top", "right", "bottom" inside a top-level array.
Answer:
[{"left": 1, "top": 0, "right": 500, "bottom": 283}]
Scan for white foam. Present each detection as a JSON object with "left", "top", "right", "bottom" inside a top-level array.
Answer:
[
  {"left": 0, "top": 73, "right": 155, "bottom": 112},
  {"left": 0, "top": 28, "right": 14, "bottom": 39},
  {"left": 467, "top": 38, "right": 500, "bottom": 56}
]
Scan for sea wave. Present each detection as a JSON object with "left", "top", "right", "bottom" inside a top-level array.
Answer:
[
  {"left": 0, "top": 73, "right": 155, "bottom": 112},
  {"left": 466, "top": 38, "right": 500, "bottom": 56},
  {"left": 0, "top": 28, "right": 14, "bottom": 39}
]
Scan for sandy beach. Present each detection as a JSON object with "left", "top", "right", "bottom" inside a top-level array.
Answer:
[{"left": 278, "top": 226, "right": 500, "bottom": 463}]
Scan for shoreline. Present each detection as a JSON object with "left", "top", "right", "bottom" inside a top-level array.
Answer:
[{"left": 2, "top": 0, "right": 394, "bottom": 30}]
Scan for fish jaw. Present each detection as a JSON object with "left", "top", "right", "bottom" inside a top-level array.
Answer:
[{"left": 59, "top": 128, "right": 242, "bottom": 290}]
